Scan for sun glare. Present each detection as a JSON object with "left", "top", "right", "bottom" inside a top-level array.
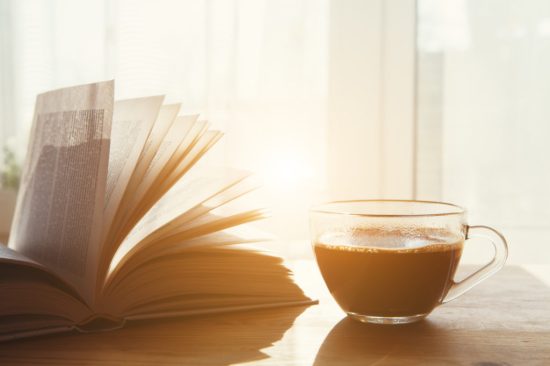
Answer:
[{"left": 261, "top": 150, "right": 313, "bottom": 193}]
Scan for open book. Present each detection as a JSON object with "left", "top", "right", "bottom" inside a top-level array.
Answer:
[{"left": 0, "top": 81, "right": 313, "bottom": 341}]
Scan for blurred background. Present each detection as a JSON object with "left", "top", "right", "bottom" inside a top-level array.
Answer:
[{"left": 1, "top": 0, "right": 549, "bottom": 264}]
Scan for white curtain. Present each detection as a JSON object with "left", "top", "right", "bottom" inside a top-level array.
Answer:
[
  {"left": 417, "top": 0, "right": 550, "bottom": 264},
  {"left": 0, "top": 0, "right": 329, "bottom": 240}
]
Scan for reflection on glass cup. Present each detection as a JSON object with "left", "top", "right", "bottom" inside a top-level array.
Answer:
[{"left": 310, "top": 200, "right": 508, "bottom": 325}]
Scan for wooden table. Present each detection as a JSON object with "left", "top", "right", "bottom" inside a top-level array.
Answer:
[{"left": 1, "top": 262, "right": 549, "bottom": 365}]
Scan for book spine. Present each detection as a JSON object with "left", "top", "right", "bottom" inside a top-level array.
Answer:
[{"left": 75, "top": 314, "right": 125, "bottom": 333}]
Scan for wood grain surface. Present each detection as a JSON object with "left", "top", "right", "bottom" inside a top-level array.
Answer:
[{"left": 0, "top": 263, "right": 549, "bottom": 365}]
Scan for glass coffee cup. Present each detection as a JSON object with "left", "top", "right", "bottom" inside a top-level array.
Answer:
[{"left": 310, "top": 200, "right": 508, "bottom": 325}]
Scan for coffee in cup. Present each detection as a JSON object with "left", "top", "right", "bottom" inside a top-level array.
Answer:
[{"left": 310, "top": 201, "right": 507, "bottom": 324}]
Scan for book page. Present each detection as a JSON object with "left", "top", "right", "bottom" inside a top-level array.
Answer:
[
  {"left": 100, "top": 129, "right": 224, "bottom": 289},
  {"left": 105, "top": 245, "right": 311, "bottom": 317},
  {"left": 103, "top": 96, "right": 164, "bottom": 229},
  {"left": 111, "top": 120, "right": 209, "bottom": 253},
  {"left": 0, "top": 244, "right": 50, "bottom": 272},
  {"left": 125, "top": 173, "right": 261, "bottom": 257},
  {"left": 120, "top": 103, "right": 180, "bottom": 205},
  {"left": 108, "top": 210, "right": 266, "bottom": 289},
  {"left": 146, "top": 130, "right": 223, "bottom": 207},
  {"left": 101, "top": 104, "right": 180, "bottom": 275},
  {"left": 129, "top": 115, "right": 200, "bottom": 216},
  {"left": 107, "top": 170, "right": 253, "bottom": 274},
  {"left": 9, "top": 81, "right": 114, "bottom": 305},
  {"left": 0, "top": 263, "right": 92, "bottom": 324},
  {"left": 104, "top": 228, "right": 267, "bottom": 300}
]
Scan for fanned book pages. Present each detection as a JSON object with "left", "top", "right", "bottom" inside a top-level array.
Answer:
[{"left": 0, "top": 81, "right": 314, "bottom": 342}]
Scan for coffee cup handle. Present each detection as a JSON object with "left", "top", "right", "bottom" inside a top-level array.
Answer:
[{"left": 441, "top": 225, "right": 508, "bottom": 304}]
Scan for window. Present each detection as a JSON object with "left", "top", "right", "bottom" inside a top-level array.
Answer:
[
  {"left": 0, "top": 0, "right": 330, "bottom": 242},
  {"left": 417, "top": 0, "right": 550, "bottom": 264},
  {"left": 1, "top": 1, "right": 548, "bottom": 264}
]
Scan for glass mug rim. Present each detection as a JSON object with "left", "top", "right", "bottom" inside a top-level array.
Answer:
[{"left": 310, "top": 199, "right": 465, "bottom": 218}]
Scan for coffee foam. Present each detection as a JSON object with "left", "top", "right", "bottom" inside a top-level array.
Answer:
[{"left": 316, "top": 228, "right": 463, "bottom": 253}]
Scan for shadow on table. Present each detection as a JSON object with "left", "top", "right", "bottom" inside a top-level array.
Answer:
[
  {"left": 314, "top": 317, "right": 455, "bottom": 365},
  {"left": 0, "top": 305, "right": 308, "bottom": 366}
]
